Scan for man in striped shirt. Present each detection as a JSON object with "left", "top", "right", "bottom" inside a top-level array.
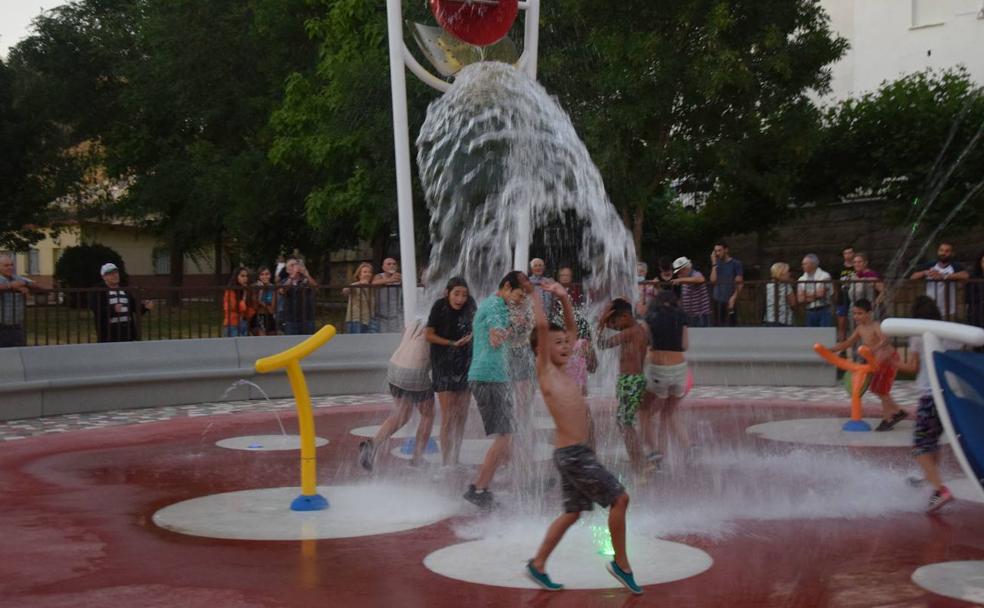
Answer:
[{"left": 671, "top": 257, "right": 711, "bottom": 327}]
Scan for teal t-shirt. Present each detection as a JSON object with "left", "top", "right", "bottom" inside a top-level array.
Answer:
[{"left": 467, "top": 295, "right": 511, "bottom": 382}]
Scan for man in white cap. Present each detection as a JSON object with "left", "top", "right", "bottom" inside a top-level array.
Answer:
[
  {"left": 671, "top": 257, "right": 711, "bottom": 327},
  {"left": 90, "top": 262, "right": 151, "bottom": 342}
]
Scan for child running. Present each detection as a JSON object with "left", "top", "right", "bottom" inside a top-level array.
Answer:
[
  {"left": 895, "top": 296, "right": 962, "bottom": 512},
  {"left": 598, "top": 298, "right": 651, "bottom": 474},
  {"left": 358, "top": 320, "right": 436, "bottom": 470},
  {"left": 525, "top": 281, "right": 642, "bottom": 595},
  {"left": 643, "top": 291, "right": 692, "bottom": 463},
  {"left": 463, "top": 271, "right": 532, "bottom": 509},
  {"left": 829, "top": 298, "right": 906, "bottom": 431}
]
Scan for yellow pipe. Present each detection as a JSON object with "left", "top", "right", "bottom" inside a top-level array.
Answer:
[
  {"left": 254, "top": 325, "right": 337, "bottom": 503},
  {"left": 256, "top": 325, "right": 337, "bottom": 373}
]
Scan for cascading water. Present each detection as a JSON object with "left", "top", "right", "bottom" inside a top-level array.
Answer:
[
  {"left": 414, "top": 61, "right": 639, "bottom": 516},
  {"left": 416, "top": 61, "right": 637, "bottom": 306}
]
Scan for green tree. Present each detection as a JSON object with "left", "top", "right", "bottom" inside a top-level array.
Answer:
[
  {"left": 800, "top": 68, "right": 984, "bottom": 229},
  {"left": 7, "top": 0, "right": 325, "bottom": 284},
  {"left": 537, "top": 0, "right": 847, "bottom": 251},
  {"left": 270, "top": 0, "right": 435, "bottom": 263},
  {"left": 0, "top": 57, "right": 43, "bottom": 249}
]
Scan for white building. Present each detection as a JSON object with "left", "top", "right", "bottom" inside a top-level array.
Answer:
[{"left": 820, "top": 0, "right": 984, "bottom": 101}]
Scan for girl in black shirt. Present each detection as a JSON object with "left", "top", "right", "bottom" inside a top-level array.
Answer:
[{"left": 425, "top": 277, "right": 476, "bottom": 466}]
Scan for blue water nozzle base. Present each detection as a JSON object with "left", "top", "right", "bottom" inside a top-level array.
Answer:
[
  {"left": 842, "top": 419, "right": 873, "bottom": 432},
  {"left": 290, "top": 493, "right": 329, "bottom": 511}
]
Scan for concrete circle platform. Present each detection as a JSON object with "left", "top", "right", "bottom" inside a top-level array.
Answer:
[
  {"left": 390, "top": 438, "right": 554, "bottom": 465},
  {"left": 911, "top": 561, "right": 984, "bottom": 603},
  {"left": 424, "top": 528, "right": 712, "bottom": 590},
  {"left": 349, "top": 423, "right": 439, "bottom": 439},
  {"left": 153, "top": 484, "right": 464, "bottom": 540},
  {"left": 214, "top": 435, "right": 329, "bottom": 451},
  {"left": 745, "top": 418, "right": 948, "bottom": 448}
]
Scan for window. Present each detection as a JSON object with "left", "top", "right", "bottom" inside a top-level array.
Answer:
[
  {"left": 27, "top": 249, "right": 40, "bottom": 274},
  {"left": 153, "top": 249, "right": 170, "bottom": 275},
  {"left": 911, "top": 0, "right": 946, "bottom": 27}
]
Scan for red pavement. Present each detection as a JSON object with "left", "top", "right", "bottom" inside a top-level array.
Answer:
[{"left": 1, "top": 400, "right": 982, "bottom": 608}]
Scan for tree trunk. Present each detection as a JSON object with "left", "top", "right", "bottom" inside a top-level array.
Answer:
[
  {"left": 168, "top": 245, "right": 184, "bottom": 307},
  {"left": 631, "top": 206, "right": 644, "bottom": 255},
  {"left": 213, "top": 231, "right": 224, "bottom": 285}
]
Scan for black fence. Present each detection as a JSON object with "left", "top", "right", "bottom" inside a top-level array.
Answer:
[{"left": 1, "top": 279, "right": 982, "bottom": 346}]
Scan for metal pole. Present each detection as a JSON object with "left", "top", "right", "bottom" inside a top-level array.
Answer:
[
  {"left": 512, "top": 0, "right": 540, "bottom": 272},
  {"left": 386, "top": 0, "right": 419, "bottom": 324}
]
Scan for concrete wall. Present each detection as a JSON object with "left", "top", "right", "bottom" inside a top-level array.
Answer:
[
  {"left": 0, "top": 328, "right": 836, "bottom": 422},
  {"left": 820, "top": 0, "right": 984, "bottom": 102}
]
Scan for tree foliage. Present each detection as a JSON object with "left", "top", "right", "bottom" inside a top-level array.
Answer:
[
  {"left": 269, "top": 0, "right": 436, "bottom": 259},
  {"left": 800, "top": 68, "right": 984, "bottom": 229},
  {"left": 6, "top": 0, "right": 326, "bottom": 281},
  {"left": 537, "top": 0, "right": 848, "bottom": 251}
]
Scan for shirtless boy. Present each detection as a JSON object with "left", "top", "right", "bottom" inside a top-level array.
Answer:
[
  {"left": 599, "top": 298, "right": 651, "bottom": 473},
  {"left": 524, "top": 281, "right": 642, "bottom": 594},
  {"left": 829, "top": 298, "right": 906, "bottom": 431}
]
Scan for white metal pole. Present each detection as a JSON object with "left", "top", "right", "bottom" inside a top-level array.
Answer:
[
  {"left": 386, "top": 0, "right": 418, "bottom": 324},
  {"left": 522, "top": 0, "right": 540, "bottom": 79},
  {"left": 512, "top": 0, "right": 540, "bottom": 271},
  {"left": 513, "top": 202, "right": 531, "bottom": 272}
]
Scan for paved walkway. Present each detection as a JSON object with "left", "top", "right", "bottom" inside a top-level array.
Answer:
[{"left": 0, "top": 383, "right": 921, "bottom": 442}]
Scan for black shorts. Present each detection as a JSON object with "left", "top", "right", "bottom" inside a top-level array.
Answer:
[
  {"left": 389, "top": 384, "right": 434, "bottom": 404},
  {"left": 553, "top": 444, "right": 625, "bottom": 513},
  {"left": 432, "top": 361, "right": 470, "bottom": 393},
  {"left": 470, "top": 381, "right": 514, "bottom": 435}
]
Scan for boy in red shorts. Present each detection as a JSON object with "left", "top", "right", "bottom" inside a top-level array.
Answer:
[{"left": 829, "top": 298, "right": 906, "bottom": 431}]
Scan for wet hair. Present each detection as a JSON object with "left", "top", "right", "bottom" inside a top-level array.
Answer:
[
  {"left": 446, "top": 276, "right": 469, "bottom": 292},
  {"left": 852, "top": 298, "right": 872, "bottom": 312},
  {"left": 444, "top": 276, "right": 476, "bottom": 313},
  {"left": 911, "top": 295, "right": 942, "bottom": 321},
  {"left": 529, "top": 321, "right": 566, "bottom": 352},
  {"left": 609, "top": 298, "right": 633, "bottom": 318},
  {"left": 499, "top": 270, "right": 526, "bottom": 290}
]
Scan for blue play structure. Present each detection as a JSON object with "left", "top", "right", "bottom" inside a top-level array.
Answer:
[
  {"left": 883, "top": 319, "right": 984, "bottom": 502},
  {"left": 930, "top": 349, "right": 984, "bottom": 499}
]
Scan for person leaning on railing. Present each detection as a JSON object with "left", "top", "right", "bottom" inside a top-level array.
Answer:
[
  {"left": 796, "top": 254, "right": 832, "bottom": 327},
  {"left": 764, "top": 262, "right": 797, "bottom": 327},
  {"left": 252, "top": 266, "right": 278, "bottom": 336},
  {"left": 279, "top": 257, "right": 318, "bottom": 336},
  {"left": 343, "top": 262, "right": 377, "bottom": 334},
  {"left": 0, "top": 253, "right": 45, "bottom": 348},
  {"left": 909, "top": 242, "right": 969, "bottom": 319}
]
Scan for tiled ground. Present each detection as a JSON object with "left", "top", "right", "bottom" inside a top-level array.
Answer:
[{"left": 0, "top": 383, "right": 920, "bottom": 441}]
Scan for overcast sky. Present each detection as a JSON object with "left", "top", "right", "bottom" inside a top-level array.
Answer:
[{"left": 1, "top": 1, "right": 58, "bottom": 59}]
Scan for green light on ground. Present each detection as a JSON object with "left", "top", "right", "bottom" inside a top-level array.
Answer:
[{"left": 591, "top": 524, "right": 615, "bottom": 556}]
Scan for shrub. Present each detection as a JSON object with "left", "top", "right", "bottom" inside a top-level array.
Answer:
[{"left": 54, "top": 244, "right": 127, "bottom": 308}]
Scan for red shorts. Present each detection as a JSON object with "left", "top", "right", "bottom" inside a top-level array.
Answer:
[{"left": 869, "top": 364, "right": 897, "bottom": 396}]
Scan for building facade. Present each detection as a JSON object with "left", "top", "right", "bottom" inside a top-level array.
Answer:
[{"left": 820, "top": 0, "right": 984, "bottom": 101}]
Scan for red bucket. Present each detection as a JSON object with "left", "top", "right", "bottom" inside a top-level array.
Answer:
[{"left": 430, "top": 0, "right": 519, "bottom": 47}]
